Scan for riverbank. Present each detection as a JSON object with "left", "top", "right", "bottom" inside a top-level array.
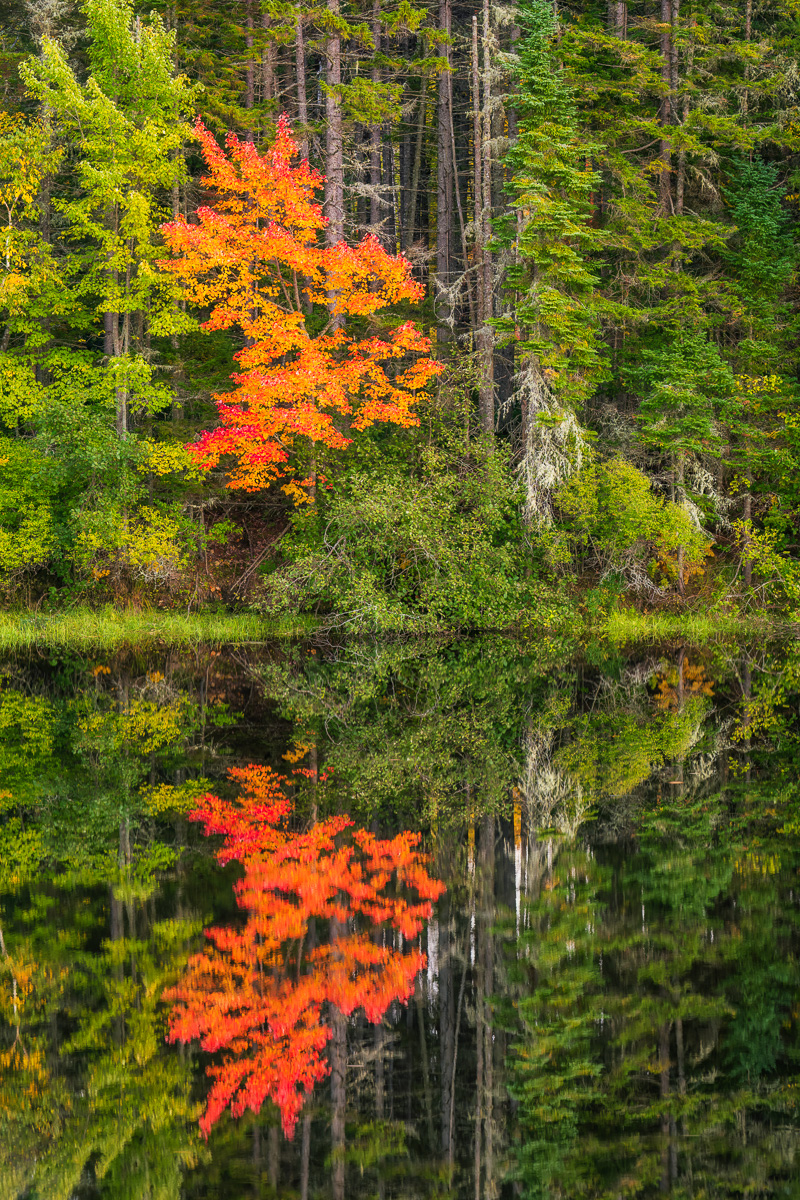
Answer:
[
  {"left": 0, "top": 604, "right": 783, "bottom": 652},
  {"left": 0, "top": 608, "right": 317, "bottom": 652}
]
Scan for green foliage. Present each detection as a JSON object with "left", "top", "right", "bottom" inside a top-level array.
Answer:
[
  {"left": 556, "top": 457, "right": 709, "bottom": 582},
  {"left": 260, "top": 435, "right": 536, "bottom": 631},
  {"left": 498, "top": 0, "right": 607, "bottom": 410}
]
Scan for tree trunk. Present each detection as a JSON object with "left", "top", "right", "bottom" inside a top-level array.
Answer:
[
  {"left": 480, "top": 0, "right": 495, "bottom": 431},
  {"left": 245, "top": 0, "right": 254, "bottom": 137},
  {"left": 295, "top": 12, "right": 309, "bottom": 159},
  {"left": 436, "top": 0, "right": 453, "bottom": 343},
  {"left": 261, "top": 12, "right": 274, "bottom": 113},
  {"left": 406, "top": 68, "right": 429, "bottom": 251},
  {"left": 370, "top": 0, "right": 382, "bottom": 235},
  {"left": 676, "top": 14, "right": 694, "bottom": 213},
  {"left": 743, "top": 488, "right": 753, "bottom": 590},
  {"left": 472, "top": 15, "right": 492, "bottom": 429},
  {"left": 608, "top": 0, "right": 626, "bottom": 36},
  {"left": 325, "top": 0, "right": 344, "bottom": 246},
  {"left": 659, "top": 0, "right": 673, "bottom": 211}
]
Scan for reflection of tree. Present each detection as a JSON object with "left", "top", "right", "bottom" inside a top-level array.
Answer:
[
  {"left": 165, "top": 765, "right": 445, "bottom": 1139},
  {"left": 0, "top": 882, "right": 203, "bottom": 1200},
  {"left": 505, "top": 791, "right": 800, "bottom": 1199},
  {"left": 256, "top": 637, "right": 571, "bottom": 830}
]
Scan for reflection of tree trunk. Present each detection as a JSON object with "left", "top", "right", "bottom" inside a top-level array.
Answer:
[
  {"left": 268, "top": 1123, "right": 279, "bottom": 1190},
  {"left": 449, "top": 944, "right": 467, "bottom": 1170},
  {"left": 375, "top": 1018, "right": 386, "bottom": 1200},
  {"left": 331, "top": 913, "right": 347, "bottom": 1200},
  {"left": 252, "top": 1123, "right": 261, "bottom": 1197},
  {"left": 482, "top": 815, "right": 495, "bottom": 1199},
  {"left": 659, "top": 1021, "right": 670, "bottom": 1192},
  {"left": 300, "top": 1112, "right": 311, "bottom": 1200},
  {"left": 676, "top": 1016, "right": 686, "bottom": 1134},
  {"left": 415, "top": 976, "right": 435, "bottom": 1147},
  {"left": 110, "top": 883, "right": 125, "bottom": 1046},
  {"left": 474, "top": 937, "right": 483, "bottom": 1200},
  {"left": 331, "top": 1007, "right": 346, "bottom": 1200},
  {"left": 439, "top": 895, "right": 455, "bottom": 1158},
  {"left": 675, "top": 452, "right": 685, "bottom": 596}
]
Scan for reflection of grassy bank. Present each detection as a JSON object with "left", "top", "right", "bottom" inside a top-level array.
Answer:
[{"left": 0, "top": 608, "right": 317, "bottom": 651}]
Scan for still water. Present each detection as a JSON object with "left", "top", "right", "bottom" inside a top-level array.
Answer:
[{"left": 1, "top": 635, "right": 798, "bottom": 1198}]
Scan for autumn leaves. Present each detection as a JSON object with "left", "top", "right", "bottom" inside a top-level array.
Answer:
[{"left": 160, "top": 116, "right": 441, "bottom": 500}]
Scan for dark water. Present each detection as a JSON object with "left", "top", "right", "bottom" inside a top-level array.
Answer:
[{"left": 1, "top": 635, "right": 799, "bottom": 1198}]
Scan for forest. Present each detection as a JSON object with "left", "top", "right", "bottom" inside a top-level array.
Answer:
[{"left": 1, "top": 0, "right": 800, "bottom": 629}]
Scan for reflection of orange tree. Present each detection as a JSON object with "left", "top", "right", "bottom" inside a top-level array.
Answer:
[{"left": 164, "top": 766, "right": 444, "bottom": 1139}]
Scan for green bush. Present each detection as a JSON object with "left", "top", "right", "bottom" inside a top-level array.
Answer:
[
  {"left": 555, "top": 458, "right": 710, "bottom": 585},
  {"left": 257, "top": 438, "right": 537, "bottom": 631}
]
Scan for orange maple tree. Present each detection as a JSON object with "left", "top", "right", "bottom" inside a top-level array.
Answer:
[
  {"left": 160, "top": 117, "right": 441, "bottom": 497},
  {"left": 164, "top": 765, "right": 445, "bottom": 1138}
]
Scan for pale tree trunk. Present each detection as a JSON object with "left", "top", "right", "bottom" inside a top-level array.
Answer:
[
  {"left": 436, "top": 0, "right": 453, "bottom": 343},
  {"left": 608, "top": 0, "right": 626, "bottom": 36},
  {"left": 743, "top": 0, "right": 752, "bottom": 121},
  {"left": 325, "top": 0, "right": 344, "bottom": 246},
  {"left": 261, "top": 12, "right": 274, "bottom": 113},
  {"left": 325, "top": 0, "right": 345, "bottom": 331},
  {"left": 472, "top": 15, "right": 492, "bottom": 429},
  {"left": 382, "top": 136, "right": 397, "bottom": 251},
  {"left": 245, "top": 0, "right": 254, "bottom": 138},
  {"left": 295, "top": 11, "right": 309, "bottom": 159},
  {"left": 449, "top": 63, "right": 475, "bottom": 328},
  {"left": 370, "top": 0, "right": 382, "bottom": 235},
  {"left": 405, "top": 68, "right": 429, "bottom": 250}
]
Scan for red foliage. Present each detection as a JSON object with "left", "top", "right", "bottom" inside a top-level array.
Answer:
[
  {"left": 160, "top": 117, "right": 442, "bottom": 498},
  {"left": 164, "top": 765, "right": 445, "bottom": 1138}
]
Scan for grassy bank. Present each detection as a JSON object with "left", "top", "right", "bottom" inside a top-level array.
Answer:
[
  {"left": 0, "top": 608, "right": 318, "bottom": 652},
  {"left": 599, "top": 608, "right": 782, "bottom": 644},
  {"left": 0, "top": 603, "right": 789, "bottom": 654}
]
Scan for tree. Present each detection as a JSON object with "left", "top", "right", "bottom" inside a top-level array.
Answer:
[
  {"left": 160, "top": 116, "right": 441, "bottom": 500},
  {"left": 164, "top": 764, "right": 445, "bottom": 1138}
]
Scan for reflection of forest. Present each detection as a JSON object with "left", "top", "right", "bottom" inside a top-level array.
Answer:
[{"left": 0, "top": 637, "right": 798, "bottom": 1198}]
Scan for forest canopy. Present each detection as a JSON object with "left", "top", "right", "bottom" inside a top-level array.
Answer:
[{"left": 1, "top": 0, "right": 799, "bottom": 626}]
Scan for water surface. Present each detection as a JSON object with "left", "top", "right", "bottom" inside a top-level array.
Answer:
[{"left": 1, "top": 636, "right": 798, "bottom": 1198}]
